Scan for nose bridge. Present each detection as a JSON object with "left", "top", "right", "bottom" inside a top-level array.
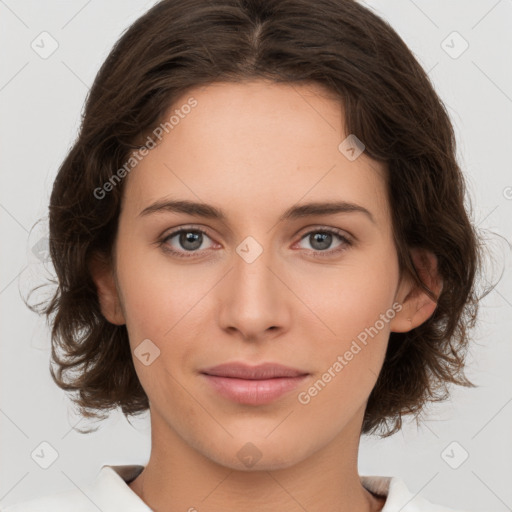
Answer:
[
  {"left": 232, "top": 234, "right": 278, "bottom": 305},
  {"left": 241, "top": 245, "right": 271, "bottom": 281},
  {"left": 218, "top": 234, "right": 289, "bottom": 337}
]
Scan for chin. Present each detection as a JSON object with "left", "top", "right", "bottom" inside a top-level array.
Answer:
[{"left": 202, "top": 437, "right": 313, "bottom": 472}]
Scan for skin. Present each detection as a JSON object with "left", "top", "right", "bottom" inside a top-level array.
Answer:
[{"left": 91, "top": 80, "right": 441, "bottom": 512}]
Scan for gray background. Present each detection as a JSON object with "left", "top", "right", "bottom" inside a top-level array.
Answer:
[{"left": 1, "top": 0, "right": 511, "bottom": 510}]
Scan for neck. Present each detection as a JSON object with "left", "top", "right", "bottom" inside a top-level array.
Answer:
[{"left": 129, "top": 406, "right": 385, "bottom": 512}]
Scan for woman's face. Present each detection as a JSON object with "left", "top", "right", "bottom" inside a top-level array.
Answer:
[{"left": 104, "top": 80, "right": 410, "bottom": 470}]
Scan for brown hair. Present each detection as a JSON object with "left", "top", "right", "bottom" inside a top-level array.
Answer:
[{"left": 32, "top": 0, "right": 481, "bottom": 436}]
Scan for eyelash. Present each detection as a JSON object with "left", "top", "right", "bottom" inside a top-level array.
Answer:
[{"left": 158, "top": 226, "right": 353, "bottom": 259}]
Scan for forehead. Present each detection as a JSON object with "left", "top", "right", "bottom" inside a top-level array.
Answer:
[{"left": 122, "top": 80, "right": 389, "bottom": 226}]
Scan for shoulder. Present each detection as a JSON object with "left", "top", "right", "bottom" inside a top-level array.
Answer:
[
  {"left": 361, "top": 475, "right": 469, "bottom": 512},
  {"left": 1, "top": 465, "right": 148, "bottom": 512}
]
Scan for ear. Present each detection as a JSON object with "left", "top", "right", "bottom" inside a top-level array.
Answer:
[
  {"left": 88, "top": 251, "right": 126, "bottom": 326},
  {"left": 390, "top": 248, "right": 443, "bottom": 333}
]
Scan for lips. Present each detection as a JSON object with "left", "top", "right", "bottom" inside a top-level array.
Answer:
[
  {"left": 200, "top": 362, "right": 308, "bottom": 379},
  {"left": 200, "top": 362, "right": 309, "bottom": 405}
]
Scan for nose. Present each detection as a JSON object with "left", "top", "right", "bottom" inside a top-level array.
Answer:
[{"left": 217, "top": 241, "right": 291, "bottom": 342}]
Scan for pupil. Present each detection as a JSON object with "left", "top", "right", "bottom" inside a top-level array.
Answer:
[
  {"left": 311, "top": 232, "right": 331, "bottom": 250},
  {"left": 180, "top": 231, "right": 202, "bottom": 251}
]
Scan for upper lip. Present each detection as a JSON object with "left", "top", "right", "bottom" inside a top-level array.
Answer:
[{"left": 200, "top": 362, "right": 309, "bottom": 380}]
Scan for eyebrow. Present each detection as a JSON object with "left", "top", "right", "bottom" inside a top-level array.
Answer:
[{"left": 139, "top": 198, "right": 375, "bottom": 224}]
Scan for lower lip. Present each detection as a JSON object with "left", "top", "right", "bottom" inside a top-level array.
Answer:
[{"left": 201, "top": 374, "right": 309, "bottom": 405}]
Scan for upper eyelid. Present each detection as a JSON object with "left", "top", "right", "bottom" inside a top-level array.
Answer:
[
  {"left": 163, "top": 224, "right": 351, "bottom": 237},
  {"left": 297, "top": 225, "right": 352, "bottom": 239},
  {"left": 163, "top": 225, "right": 214, "bottom": 242}
]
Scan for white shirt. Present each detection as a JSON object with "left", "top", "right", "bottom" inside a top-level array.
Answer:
[{"left": 1, "top": 464, "right": 466, "bottom": 511}]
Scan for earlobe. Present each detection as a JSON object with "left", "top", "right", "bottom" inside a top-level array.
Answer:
[
  {"left": 390, "top": 248, "right": 443, "bottom": 333},
  {"left": 88, "top": 252, "right": 126, "bottom": 326}
]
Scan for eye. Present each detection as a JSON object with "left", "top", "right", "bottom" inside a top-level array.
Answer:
[
  {"left": 160, "top": 227, "right": 216, "bottom": 257},
  {"left": 158, "top": 226, "right": 353, "bottom": 259},
  {"left": 295, "top": 228, "right": 352, "bottom": 257}
]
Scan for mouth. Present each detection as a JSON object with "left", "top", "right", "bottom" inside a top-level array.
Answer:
[{"left": 200, "top": 362, "right": 310, "bottom": 405}]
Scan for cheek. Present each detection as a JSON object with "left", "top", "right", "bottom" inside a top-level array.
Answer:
[
  {"left": 292, "top": 243, "right": 399, "bottom": 395},
  {"left": 297, "top": 244, "right": 399, "bottom": 341},
  {"left": 294, "top": 273, "right": 396, "bottom": 431},
  {"left": 115, "top": 241, "right": 190, "bottom": 334}
]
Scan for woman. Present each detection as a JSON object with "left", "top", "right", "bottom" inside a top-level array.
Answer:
[{"left": 9, "top": 0, "right": 480, "bottom": 510}]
